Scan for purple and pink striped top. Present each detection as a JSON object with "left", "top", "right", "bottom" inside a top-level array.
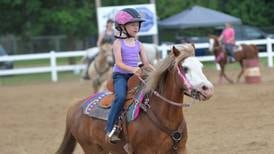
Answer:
[{"left": 113, "top": 39, "right": 141, "bottom": 74}]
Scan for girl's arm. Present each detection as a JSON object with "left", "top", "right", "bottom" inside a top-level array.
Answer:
[{"left": 113, "top": 39, "right": 141, "bottom": 74}]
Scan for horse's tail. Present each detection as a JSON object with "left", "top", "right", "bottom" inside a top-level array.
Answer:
[{"left": 56, "top": 107, "right": 77, "bottom": 154}]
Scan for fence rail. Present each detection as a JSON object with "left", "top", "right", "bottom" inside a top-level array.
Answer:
[{"left": 0, "top": 38, "right": 273, "bottom": 82}]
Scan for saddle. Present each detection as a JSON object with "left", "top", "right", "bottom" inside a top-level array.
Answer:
[
  {"left": 216, "top": 45, "right": 241, "bottom": 63},
  {"left": 100, "top": 66, "right": 153, "bottom": 109},
  {"left": 99, "top": 75, "right": 141, "bottom": 109}
]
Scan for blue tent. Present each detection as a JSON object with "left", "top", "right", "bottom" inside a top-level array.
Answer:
[{"left": 158, "top": 5, "right": 242, "bottom": 29}]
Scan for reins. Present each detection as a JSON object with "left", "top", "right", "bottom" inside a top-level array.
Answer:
[{"left": 137, "top": 66, "right": 193, "bottom": 108}]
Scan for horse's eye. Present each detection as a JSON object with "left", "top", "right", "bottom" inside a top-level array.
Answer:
[{"left": 183, "top": 67, "right": 188, "bottom": 73}]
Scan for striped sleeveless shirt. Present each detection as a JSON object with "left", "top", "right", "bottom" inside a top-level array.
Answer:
[{"left": 113, "top": 39, "right": 141, "bottom": 74}]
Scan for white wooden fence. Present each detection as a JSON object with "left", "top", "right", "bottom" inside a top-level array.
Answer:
[{"left": 0, "top": 38, "right": 273, "bottom": 82}]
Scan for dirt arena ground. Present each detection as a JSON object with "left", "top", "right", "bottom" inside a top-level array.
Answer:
[{"left": 0, "top": 66, "right": 274, "bottom": 154}]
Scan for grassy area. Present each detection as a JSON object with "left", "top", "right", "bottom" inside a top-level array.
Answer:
[
  {"left": 14, "top": 57, "right": 82, "bottom": 68},
  {"left": 0, "top": 71, "right": 81, "bottom": 86},
  {"left": 0, "top": 57, "right": 83, "bottom": 86},
  {"left": 0, "top": 57, "right": 272, "bottom": 86}
]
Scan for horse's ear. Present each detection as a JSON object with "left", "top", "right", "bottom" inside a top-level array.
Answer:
[{"left": 172, "top": 46, "right": 180, "bottom": 57}]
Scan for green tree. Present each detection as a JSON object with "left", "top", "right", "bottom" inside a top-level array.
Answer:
[
  {"left": 225, "top": 0, "right": 274, "bottom": 26},
  {"left": 0, "top": 1, "right": 42, "bottom": 36},
  {"left": 0, "top": 0, "right": 96, "bottom": 38}
]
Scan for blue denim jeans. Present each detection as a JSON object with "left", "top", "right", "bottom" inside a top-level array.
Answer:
[
  {"left": 106, "top": 72, "right": 133, "bottom": 133},
  {"left": 224, "top": 43, "right": 235, "bottom": 57}
]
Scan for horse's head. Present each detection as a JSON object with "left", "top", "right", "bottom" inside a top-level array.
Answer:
[
  {"left": 208, "top": 35, "right": 220, "bottom": 53},
  {"left": 99, "top": 43, "right": 114, "bottom": 66},
  {"left": 145, "top": 43, "right": 213, "bottom": 101},
  {"left": 172, "top": 44, "right": 214, "bottom": 101}
]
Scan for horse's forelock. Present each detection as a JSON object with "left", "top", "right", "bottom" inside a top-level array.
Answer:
[{"left": 174, "top": 44, "right": 195, "bottom": 66}]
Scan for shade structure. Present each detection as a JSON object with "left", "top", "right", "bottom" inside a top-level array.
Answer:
[{"left": 158, "top": 5, "right": 242, "bottom": 29}]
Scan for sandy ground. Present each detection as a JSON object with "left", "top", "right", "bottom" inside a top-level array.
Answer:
[{"left": 0, "top": 66, "right": 274, "bottom": 154}]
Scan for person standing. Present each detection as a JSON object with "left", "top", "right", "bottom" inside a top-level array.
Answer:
[
  {"left": 219, "top": 23, "right": 236, "bottom": 61},
  {"left": 97, "top": 19, "right": 115, "bottom": 46},
  {"left": 105, "top": 8, "right": 154, "bottom": 143}
]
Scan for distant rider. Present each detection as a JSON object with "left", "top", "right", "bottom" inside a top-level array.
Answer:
[{"left": 219, "top": 23, "right": 236, "bottom": 61}]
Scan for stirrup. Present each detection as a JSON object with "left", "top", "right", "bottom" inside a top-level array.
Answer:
[{"left": 106, "top": 126, "right": 121, "bottom": 144}]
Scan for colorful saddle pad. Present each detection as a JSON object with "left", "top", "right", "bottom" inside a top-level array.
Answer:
[
  {"left": 82, "top": 87, "right": 146, "bottom": 122},
  {"left": 82, "top": 91, "right": 113, "bottom": 120}
]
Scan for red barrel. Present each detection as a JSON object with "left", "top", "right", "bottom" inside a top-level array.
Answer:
[{"left": 243, "top": 58, "right": 261, "bottom": 84}]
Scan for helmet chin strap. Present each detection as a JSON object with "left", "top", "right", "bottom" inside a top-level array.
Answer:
[
  {"left": 115, "top": 22, "right": 142, "bottom": 39},
  {"left": 115, "top": 26, "right": 134, "bottom": 39}
]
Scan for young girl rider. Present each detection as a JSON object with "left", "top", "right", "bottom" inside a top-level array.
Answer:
[{"left": 105, "top": 8, "right": 154, "bottom": 143}]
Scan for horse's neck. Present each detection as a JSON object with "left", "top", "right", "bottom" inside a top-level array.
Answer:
[
  {"left": 214, "top": 43, "right": 223, "bottom": 54},
  {"left": 150, "top": 72, "right": 184, "bottom": 129},
  {"left": 96, "top": 51, "right": 106, "bottom": 66}
]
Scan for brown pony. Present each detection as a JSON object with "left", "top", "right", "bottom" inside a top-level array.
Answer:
[
  {"left": 208, "top": 35, "right": 258, "bottom": 83},
  {"left": 56, "top": 43, "right": 214, "bottom": 154},
  {"left": 87, "top": 43, "right": 114, "bottom": 92}
]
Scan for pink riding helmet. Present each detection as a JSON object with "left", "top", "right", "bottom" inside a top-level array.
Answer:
[{"left": 115, "top": 8, "right": 145, "bottom": 31}]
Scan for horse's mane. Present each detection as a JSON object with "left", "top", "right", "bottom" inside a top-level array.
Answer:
[{"left": 144, "top": 44, "right": 195, "bottom": 93}]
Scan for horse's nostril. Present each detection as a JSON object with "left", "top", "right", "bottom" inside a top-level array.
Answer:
[{"left": 202, "top": 85, "right": 208, "bottom": 91}]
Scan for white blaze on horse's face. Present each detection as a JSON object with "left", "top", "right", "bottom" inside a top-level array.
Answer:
[
  {"left": 208, "top": 38, "right": 214, "bottom": 52},
  {"left": 182, "top": 57, "right": 214, "bottom": 100}
]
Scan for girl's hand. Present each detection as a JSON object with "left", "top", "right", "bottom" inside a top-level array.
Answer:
[{"left": 133, "top": 67, "right": 142, "bottom": 76}]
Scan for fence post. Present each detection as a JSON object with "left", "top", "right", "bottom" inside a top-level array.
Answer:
[
  {"left": 266, "top": 37, "right": 273, "bottom": 68},
  {"left": 50, "top": 51, "right": 58, "bottom": 82},
  {"left": 160, "top": 44, "right": 169, "bottom": 59}
]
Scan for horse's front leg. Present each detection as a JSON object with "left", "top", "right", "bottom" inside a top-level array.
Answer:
[
  {"left": 236, "top": 60, "right": 244, "bottom": 82},
  {"left": 217, "top": 63, "right": 225, "bottom": 84},
  {"left": 217, "top": 71, "right": 224, "bottom": 84},
  {"left": 220, "top": 63, "right": 234, "bottom": 84}
]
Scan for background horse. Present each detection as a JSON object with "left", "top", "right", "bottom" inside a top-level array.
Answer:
[
  {"left": 208, "top": 35, "right": 258, "bottom": 83},
  {"left": 143, "top": 43, "right": 160, "bottom": 64},
  {"left": 56, "top": 43, "right": 214, "bottom": 154},
  {"left": 87, "top": 43, "right": 114, "bottom": 92}
]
